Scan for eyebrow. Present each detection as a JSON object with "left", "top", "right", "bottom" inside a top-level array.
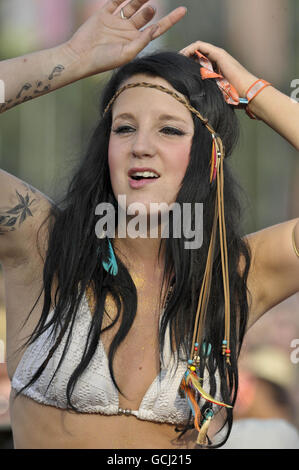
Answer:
[{"left": 113, "top": 112, "right": 188, "bottom": 124}]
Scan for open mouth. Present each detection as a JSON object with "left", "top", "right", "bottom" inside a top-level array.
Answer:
[
  {"left": 130, "top": 175, "right": 159, "bottom": 181},
  {"left": 129, "top": 171, "right": 160, "bottom": 181},
  {"left": 128, "top": 169, "right": 160, "bottom": 189}
]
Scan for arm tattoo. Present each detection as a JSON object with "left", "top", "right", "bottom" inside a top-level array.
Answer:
[
  {"left": 16, "top": 82, "right": 32, "bottom": 99},
  {"left": 48, "top": 64, "right": 65, "bottom": 80},
  {"left": 0, "top": 183, "right": 40, "bottom": 235},
  {"left": 0, "top": 63, "right": 64, "bottom": 113}
]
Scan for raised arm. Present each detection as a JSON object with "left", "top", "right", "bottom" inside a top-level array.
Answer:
[
  {"left": 0, "top": 0, "right": 186, "bottom": 114},
  {"left": 180, "top": 40, "right": 299, "bottom": 151},
  {"left": 0, "top": 0, "right": 187, "bottom": 266},
  {"left": 0, "top": 43, "right": 83, "bottom": 114},
  {"left": 181, "top": 40, "right": 299, "bottom": 327}
]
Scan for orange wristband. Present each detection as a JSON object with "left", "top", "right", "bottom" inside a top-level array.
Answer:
[{"left": 245, "top": 79, "right": 271, "bottom": 120}]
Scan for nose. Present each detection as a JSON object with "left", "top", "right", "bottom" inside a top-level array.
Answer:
[{"left": 131, "top": 129, "right": 156, "bottom": 159}]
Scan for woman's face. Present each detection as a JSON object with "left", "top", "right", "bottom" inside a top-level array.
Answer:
[{"left": 108, "top": 74, "right": 194, "bottom": 213}]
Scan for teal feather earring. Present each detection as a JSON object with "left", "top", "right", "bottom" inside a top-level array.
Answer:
[{"left": 101, "top": 238, "right": 118, "bottom": 276}]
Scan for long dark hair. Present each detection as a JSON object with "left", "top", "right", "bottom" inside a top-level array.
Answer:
[{"left": 14, "top": 50, "right": 251, "bottom": 448}]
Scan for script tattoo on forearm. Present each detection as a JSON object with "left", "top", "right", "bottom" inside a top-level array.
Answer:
[
  {"left": 0, "top": 183, "right": 40, "bottom": 235},
  {"left": 0, "top": 63, "right": 65, "bottom": 113},
  {"left": 48, "top": 64, "right": 65, "bottom": 80},
  {"left": 16, "top": 82, "right": 32, "bottom": 99}
]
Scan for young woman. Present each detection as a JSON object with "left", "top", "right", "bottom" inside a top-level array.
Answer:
[{"left": 0, "top": 0, "right": 298, "bottom": 449}]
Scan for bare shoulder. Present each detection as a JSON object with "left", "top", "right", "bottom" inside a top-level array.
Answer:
[
  {"left": 240, "top": 219, "right": 299, "bottom": 330},
  {"left": 0, "top": 169, "right": 57, "bottom": 269}
]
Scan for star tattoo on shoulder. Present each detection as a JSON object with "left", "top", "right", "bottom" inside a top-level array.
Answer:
[{"left": 0, "top": 184, "right": 40, "bottom": 235}]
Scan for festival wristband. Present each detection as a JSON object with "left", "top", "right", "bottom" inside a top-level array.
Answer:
[{"left": 244, "top": 79, "right": 271, "bottom": 120}]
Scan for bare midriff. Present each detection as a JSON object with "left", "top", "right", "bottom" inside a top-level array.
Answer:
[{"left": 9, "top": 391, "right": 198, "bottom": 449}]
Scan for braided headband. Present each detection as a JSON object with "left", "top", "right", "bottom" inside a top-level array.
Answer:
[
  {"left": 103, "top": 81, "right": 220, "bottom": 182},
  {"left": 103, "top": 82, "right": 232, "bottom": 445}
]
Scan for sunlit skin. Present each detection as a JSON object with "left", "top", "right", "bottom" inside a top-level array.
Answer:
[
  {"left": 108, "top": 73, "right": 195, "bottom": 213},
  {"left": 107, "top": 74, "right": 195, "bottom": 271}
]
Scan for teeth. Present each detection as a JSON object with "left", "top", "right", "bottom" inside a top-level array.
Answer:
[{"left": 131, "top": 171, "right": 159, "bottom": 178}]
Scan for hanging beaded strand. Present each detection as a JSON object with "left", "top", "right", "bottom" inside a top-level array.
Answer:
[
  {"left": 217, "top": 136, "right": 231, "bottom": 364},
  {"left": 189, "top": 133, "right": 231, "bottom": 366}
]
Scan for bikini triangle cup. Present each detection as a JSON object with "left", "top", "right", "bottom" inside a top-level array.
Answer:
[{"left": 96, "top": 51, "right": 242, "bottom": 445}]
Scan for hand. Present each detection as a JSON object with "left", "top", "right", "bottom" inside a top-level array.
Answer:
[
  {"left": 180, "top": 40, "right": 258, "bottom": 97},
  {"left": 66, "top": 0, "right": 187, "bottom": 76}
]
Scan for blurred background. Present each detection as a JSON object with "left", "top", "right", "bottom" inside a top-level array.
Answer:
[{"left": 0, "top": 0, "right": 299, "bottom": 449}]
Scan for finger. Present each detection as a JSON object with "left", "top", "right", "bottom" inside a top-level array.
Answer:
[
  {"left": 105, "top": 0, "right": 127, "bottom": 14},
  {"left": 120, "top": 0, "right": 151, "bottom": 19},
  {"left": 105, "top": 0, "right": 148, "bottom": 16},
  {"left": 150, "top": 7, "right": 187, "bottom": 40},
  {"left": 180, "top": 41, "right": 220, "bottom": 59},
  {"left": 130, "top": 5, "right": 156, "bottom": 30}
]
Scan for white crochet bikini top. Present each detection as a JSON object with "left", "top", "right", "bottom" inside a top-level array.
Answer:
[{"left": 11, "top": 292, "right": 193, "bottom": 426}]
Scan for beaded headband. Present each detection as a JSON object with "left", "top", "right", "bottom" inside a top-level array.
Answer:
[{"left": 102, "top": 81, "right": 232, "bottom": 445}]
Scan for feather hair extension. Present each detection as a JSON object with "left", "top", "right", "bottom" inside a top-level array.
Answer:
[{"left": 102, "top": 238, "right": 118, "bottom": 276}]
